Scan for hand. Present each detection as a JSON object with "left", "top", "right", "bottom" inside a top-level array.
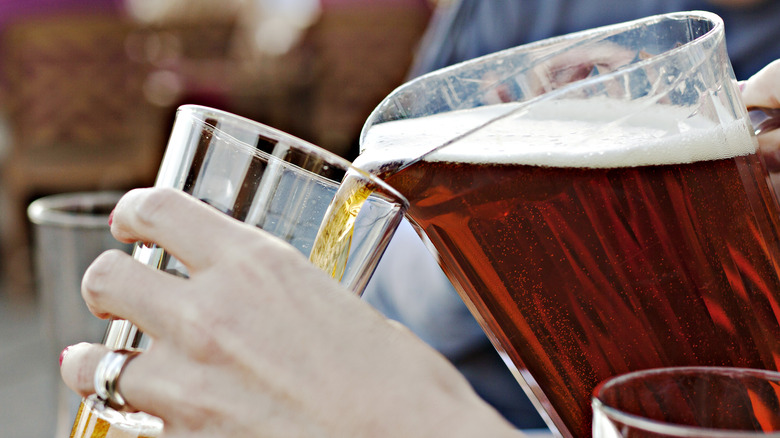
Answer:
[
  {"left": 59, "top": 187, "right": 519, "bottom": 438},
  {"left": 741, "top": 59, "right": 780, "bottom": 171}
]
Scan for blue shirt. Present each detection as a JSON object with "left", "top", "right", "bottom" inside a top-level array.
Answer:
[{"left": 409, "top": 0, "right": 780, "bottom": 80}]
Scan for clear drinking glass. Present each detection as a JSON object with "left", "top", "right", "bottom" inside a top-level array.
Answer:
[
  {"left": 592, "top": 367, "right": 780, "bottom": 438},
  {"left": 27, "top": 192, "right": 132, "bottom": 438},
  {"left": 355, "top": 10, "right": 780, "bottom": 438},
  {"left": 68, "top": 105, "right": 408, "bottom": 438}
]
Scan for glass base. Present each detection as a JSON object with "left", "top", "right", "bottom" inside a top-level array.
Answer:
[{"left": 69, "top": 395, "right": 163, "bottom": 438}]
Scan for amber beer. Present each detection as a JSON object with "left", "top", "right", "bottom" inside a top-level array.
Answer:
[
  {"left": 70, "top": 395, "right": 162, "bottom": 437},
  {"left": 353, "top": 101, "right": 780, "bottom": 438}
]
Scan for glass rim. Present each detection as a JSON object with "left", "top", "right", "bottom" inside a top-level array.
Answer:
[
  {"left": 412, "top": 10, "right": 723, "bottom": 90},
  {"left": 176, "top": 104, "right": 409, "bottom": 210},
  {"left": 592, "top": 366, "right": 780, "bottom": 438},
  {"left": 361, "top": 11, "right": 725, "bottom": 162},
  {"left": 27, "top": 191, "right": 124, "bottom": 228}
]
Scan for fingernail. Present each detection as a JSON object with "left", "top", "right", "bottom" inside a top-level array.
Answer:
[
  {"left": 108, "top": 209, "right": 114, "bottom": 227},
  {"left": 59, "top": 346, "right": 70, "bottom": 367},
  {"left": 738, "top": 81, "right": 746, "bottom": 92}
]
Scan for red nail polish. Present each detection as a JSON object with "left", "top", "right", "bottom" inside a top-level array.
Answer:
[
  {"left": 108, "top": 209, "right": 114, "bottom": 227},
  {"left": 59, "top": 346, "right": 70, "bottom": 367}
]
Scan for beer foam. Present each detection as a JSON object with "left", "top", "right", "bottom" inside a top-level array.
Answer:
[{"left": 361, "top": 98, "right": 757, "bottom": 169}]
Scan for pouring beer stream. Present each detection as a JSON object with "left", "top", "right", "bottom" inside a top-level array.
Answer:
[
  {"left": 69, "top": 106, "right": 408, "bottom": 438},
  {"left": 311, "top": 99, "right": 780, "bottom": 438},
  {"left": 313, "top": 11, "right": 780, "bottom": 438}
]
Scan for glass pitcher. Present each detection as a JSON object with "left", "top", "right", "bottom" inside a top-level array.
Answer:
[{"left": 353, "top": 11, "right": 780, "bottom": 438}]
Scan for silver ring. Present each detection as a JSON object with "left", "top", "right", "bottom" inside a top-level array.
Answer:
[{"left": 94, "top": 349, "right": 140, "bottom": 410}]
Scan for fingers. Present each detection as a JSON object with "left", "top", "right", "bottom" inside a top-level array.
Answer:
[
  {"left": 60, "top": 343, "right": 110, "bottom": 398},
  {"left": 111, "top": 188, "right": 257, "bottom": 272},
  {"left": 741, "top": 59, "right": 780, "bottom": 109},
  {"left": 60, "top": 343, "right": 175, "bottom": 418},
  {"left": 82, "top": 249, "right": 189, "bottom": 339},
  {"left": 740, "top": 61, "right": 780, "bottom": 171}
]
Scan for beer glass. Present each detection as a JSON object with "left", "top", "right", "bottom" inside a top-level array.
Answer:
[
  {"left": 27, "top": 192, "right": 132, "bottom": 438},
  {"left": 69, "top": 105, "right": 407, "bottom": 438},
  {"left": 592, "top": 367, "right": 780, "bottom": 437},
  {"left": 354, "top": 11, "right": 780, "bottom": 438}
]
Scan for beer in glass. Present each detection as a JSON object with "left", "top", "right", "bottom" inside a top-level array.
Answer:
[{"left": 69, "top": 106, "right": 407, "bottom": 437}]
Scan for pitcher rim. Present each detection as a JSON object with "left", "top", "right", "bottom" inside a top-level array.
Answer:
[{"left": 359, "top": 10, "right": 726, "bottom": 167}]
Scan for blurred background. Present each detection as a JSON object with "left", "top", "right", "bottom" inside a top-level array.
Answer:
[
  {"left": 2, "top": 0, "right": 777, "bottom": 436},
  {"left": 0, "top": 0, "right": 433, "bottom": 435}
]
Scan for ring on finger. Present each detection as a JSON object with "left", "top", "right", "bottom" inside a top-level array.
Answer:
[{"left": 94, "top": 349, "right": 141, "bottom": 411}]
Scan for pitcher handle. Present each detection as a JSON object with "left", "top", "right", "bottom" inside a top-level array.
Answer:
[{"left": 749, "top": 107, "right": 780, "bottom": 135}]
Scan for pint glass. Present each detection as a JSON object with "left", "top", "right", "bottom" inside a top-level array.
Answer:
[
  {"left": 28, "top": 192, "right": 131, "bottom": 437},
  {"left": 356, "top": 11, "right": 780, "bottom": 438},
  {"left": 69, "top": 105, "right": 407, "bottom": 437},
  {"left": 592, "top": 367, "right": 780, "bottom": 437}
]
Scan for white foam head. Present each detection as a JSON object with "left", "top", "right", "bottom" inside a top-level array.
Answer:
[{"left": 360, "top": 98, "right": 757, "bottom": 169}]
